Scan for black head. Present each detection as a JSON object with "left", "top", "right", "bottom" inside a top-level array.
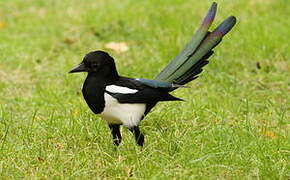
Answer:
[{"left": 69, "top": 50, "right": 119, "bottom": 79}]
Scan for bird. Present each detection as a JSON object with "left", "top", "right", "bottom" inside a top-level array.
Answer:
[{"left": 69, "top": 2, "right": 236, "bottom": 147}]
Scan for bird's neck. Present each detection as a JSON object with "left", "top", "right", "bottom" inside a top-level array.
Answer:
[
  {"left": 82, "top": 74, "right": 113, "bottom": 114},
  {"left": 87, "top": 71, "right": 119, "bottom": 84}
]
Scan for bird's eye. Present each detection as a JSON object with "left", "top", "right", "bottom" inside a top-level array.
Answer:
[{"left": 91, "top": 63, "right": 99, "bottom": 69}]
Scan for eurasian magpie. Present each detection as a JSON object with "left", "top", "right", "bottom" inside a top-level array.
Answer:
[{"left": 69, "top": 2, "right": 236, "bottom": 146}]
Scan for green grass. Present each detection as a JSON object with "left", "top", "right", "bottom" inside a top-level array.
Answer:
[{"left": 0, "top": 0, "right": 289, "bottom": 179}]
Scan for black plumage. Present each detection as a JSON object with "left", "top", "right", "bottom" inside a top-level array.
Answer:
[{"left": 69, "top": 2, "right": 236, "bottom": 146}]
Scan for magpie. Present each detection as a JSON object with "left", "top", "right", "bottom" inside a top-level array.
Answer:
[{"left": 69, "top": 2, "right": 236, "bottom": 147}]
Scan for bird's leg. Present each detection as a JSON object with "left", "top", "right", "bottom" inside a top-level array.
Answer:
[
  {"left": 129, "top": 126, "right": 144, "bottom": 147},
  {"left": 108, "top": 124, "right": 122, "bottom": 146}
]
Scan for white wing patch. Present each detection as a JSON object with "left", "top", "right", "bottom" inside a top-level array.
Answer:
[{"left": 106, "top": 85, "right": 138, "bottom": 94}]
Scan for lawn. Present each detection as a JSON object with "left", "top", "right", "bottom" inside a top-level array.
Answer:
[{"left": 0, "top": 0, "right": 289, "bottom": 179}]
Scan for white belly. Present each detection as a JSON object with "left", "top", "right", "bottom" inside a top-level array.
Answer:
[{"left": 99, "top": 93, "right": 146, "bottom": 128}]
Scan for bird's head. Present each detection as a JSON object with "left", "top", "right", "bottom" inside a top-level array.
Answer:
[{"left": 69, "top": 50, "right": 119, "bottom": 79}]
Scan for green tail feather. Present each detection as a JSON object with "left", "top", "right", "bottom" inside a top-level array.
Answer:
[{"left": 155, "top": 2, "right": 236, "bottom": 86}]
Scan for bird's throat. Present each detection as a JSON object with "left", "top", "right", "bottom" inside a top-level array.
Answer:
[{"left": 82, "top": 75, "right": 106, "bottom": 114}]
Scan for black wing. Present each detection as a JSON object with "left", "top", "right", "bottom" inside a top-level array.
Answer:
[{"left": 106, "top": 77, "right": 183, "bottom": 104}]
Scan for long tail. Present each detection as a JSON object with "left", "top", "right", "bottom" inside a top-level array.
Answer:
[{"left": 155, "top": 2, "right": 236, "bottom": 87}]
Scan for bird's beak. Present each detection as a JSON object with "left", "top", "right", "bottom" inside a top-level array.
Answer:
[{"left": 69, "top": 62, "right": 87, "bottom": 73}]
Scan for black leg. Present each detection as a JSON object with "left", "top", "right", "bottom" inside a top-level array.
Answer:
[
  {"left": 129, "top": 126, "right": 144, "bottom": 147},
  {"left": 108, "top": 124, "right": 122, "bottom": 146}
]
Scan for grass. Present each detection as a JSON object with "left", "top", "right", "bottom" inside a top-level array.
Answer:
[{"left": 0, "top": 0, "right": 289, "bottom": 179}]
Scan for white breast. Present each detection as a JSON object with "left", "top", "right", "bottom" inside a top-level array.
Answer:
[{"left": 99, "top": 93, "right": 146, "bottom": 128}]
